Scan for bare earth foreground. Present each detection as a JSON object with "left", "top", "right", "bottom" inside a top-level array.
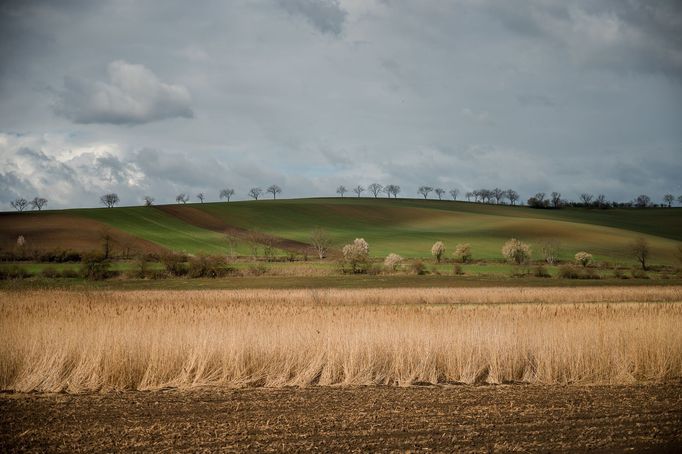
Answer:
[{"left": 2, "top": 384, "right": 681, "bottom": 452}]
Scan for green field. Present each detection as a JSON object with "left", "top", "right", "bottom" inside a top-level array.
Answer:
[
  {"left": 3, "top": 198, "right": 681, "bottom": 266},
  {"left": 71, "top": 206, "right": 239, "bottom": 254}
]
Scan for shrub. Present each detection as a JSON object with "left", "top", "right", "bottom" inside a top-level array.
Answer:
[
  {"left": 501, "top": 238, "right": 531, "bottom": 265},
  {"left": 130, "top": 254, "right": 150, "bottom": 279},
  {"left": 367, "top": 264, "right": 383, "bottom": 276},
  {"left": 532, "top": 265, "right": 551, "bottom": 278},
  {"left": 612, "top": 268, "right": 628, "bottom": 279},
  {"left": 0, "top": 265, "right": 31, "bottom": 280},
  {"left": 188, "top": 255, "right": 229, "bottom": 278},
  {"left": 431, "top": 241, "right": 446, "bottom": 263},
  {"left": 40, "top": 267, "right": 59, "bottom": 279},
  {"left": 160, "top": 253, "right": 188, "bottom": 276},
  {"left": 631, "top": 269, "right": 649, "bottom": 279},
  {"left": 247, "top": 263, "right": 268, "bottom": 276},
  {"left": 453, "top": 243, "right": 472, "bottom": 263},
  {"left": 383, "top": 253, "right": 403, "bottom": 272},
  {"left": 453, "top": 264, "right": 464, "bottom": 275},
  {"left": 410, "top": 260, "right": 427, "bottom": 275},
  {"left": 35, "top": 249, "right": 82, "bottom": 263},
  {"left": 80, "top": 252, "right": 110, "bottom": 280},
  {"left": 574, "top": 251, "right": 593, "bottom": 267},
  {"left": 559, "top": 264, "right": 600, "bottom": 279},
  {"left": 59, "top": 269, "right": 80, "bottom": 279},
  {"left": 558, "top": 264, "right": 580, "bottom": 279},
  {"left": 342, "top": 238, "right": 370, "bottom": 274},
  {"left": 583, "top": 269, "right": 601, "bottom": 280},
  {"left": 510, "top": 266, "right": 530, "bottom": 277}
]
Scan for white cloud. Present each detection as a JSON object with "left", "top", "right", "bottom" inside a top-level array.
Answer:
[{"left": 54, "top": 61, "right": 194, "bottom": 125}]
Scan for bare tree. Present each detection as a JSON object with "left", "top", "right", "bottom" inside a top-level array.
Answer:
[
  {"left": 595, "top": 194, "right": 607, "bottom": 208},
  {"left": 248, "top": 187, "right": 263, "bottom": 200},
  {"left": 678, "top": 195, "right": 682, "bottom": 205},
  {"left": 418, "top": 186, "right": 433, "bottom": 199},
  {"left": 384, "top": 184, "right": 400, "bottom": 198},
  {"left": 310, "top": 227, "right": 332, "bottom": 259},
  {"left": 197, "top": 193, "right": 205, "bottom": 203},
  {"left": 506, "top": 189, "right": 519, "bottom": 205},
  {"left": 100, "top": 193, "right": 119, "bottom": 208},
  {"left": 449, "top": 189, "right": 459, "bottom": 201},
  {"left": 100, "top": 227, "right": 113, "bottom": 259},
  {"left": 367, "top": 183, "right": 383, "bottom": 198},
  {"left": 219, "top": 188, "right": 235, "bottom": 202},
  {"left": 630, "top": 237, "right": 650, "bottom": 270},
  {"left": 336, "top": 185, "right": 347, "bottom": 198},
  {"left": 663, "top": 194, "right": 674, "bottom": 208},
  {"left": 635, "top": 194, "right": 651, "bottom": 208},
  {"left": 434, "top": 188, "right": 445, "bottom": 200},
  {"left": 492, "top": 188, "right": 505, "bottom": 204},
  {"left": 478, "top": 189, "right": 492, "bottom": 203},
  {"left": 10, "top": 198, "right": 28, "bottom": 212},
  {"left": 176, "top": 193, "right": 189, "bottom": 204},
  {"left": 267, "top": 185, "right": 282, "bottom": 199},
  {"left": 143, "top": 196, "right": 154, "bottom": 207},
  {"left": 528, "top": 193, "right": 548, "bottom": 208},
  {"left": 29, "top": 197, "right": 48, "bottom": 211},
  {"left": 540, "top": 239, "right": 560, "bottom": 265},
  {"left": 579, "top": 193, "right": 593, "bottom": 206},
  {"left": 353, "top": 185, "right": 365, "bottom": 197},
  {"left": 550, "top": 192, "right": 562, "bottom": 208},
  {"left": 465, "top": 191, "right": 473, "bottom": 202}
]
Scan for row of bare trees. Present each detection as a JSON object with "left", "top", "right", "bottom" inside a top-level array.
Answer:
[
  {"left": 336, "top": 184, "right": 402, "bottom": 198},
  {"left": 527, "top": 192, "right": 682, "bottom": 209},
  {"left": 9, "top": 188, "right": 681, "bottom": 211},
  {"left": 8, "top": 197, "right": 48, "bottom": 212},
  {"left": 172, "top": 186, "right": 282, "bottom": 205}
]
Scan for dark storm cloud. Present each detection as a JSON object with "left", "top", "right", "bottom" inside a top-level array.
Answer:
[
  {"left": 53, "top": 61, "right": 194, "bottom": 125},
  {"left": 275, "top": 0, "right": 347, "bottom": 36},
  {"left": 485, "top": 0, "right": 682, "bottom": 78}
]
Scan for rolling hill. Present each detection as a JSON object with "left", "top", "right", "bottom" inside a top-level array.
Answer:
[{"left": 1, "top": 198, "right": 681, "bottom": 265}]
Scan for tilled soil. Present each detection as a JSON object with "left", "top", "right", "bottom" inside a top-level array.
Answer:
[{"left": 1, "top": 384, "right": 681, "bottom": 452}]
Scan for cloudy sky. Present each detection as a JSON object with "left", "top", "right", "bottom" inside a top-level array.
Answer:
[{"left": 1, "top": 0, "right": 681, "bottom": 209}]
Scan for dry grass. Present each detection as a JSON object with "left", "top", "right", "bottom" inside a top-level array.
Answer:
[{"left": 1, "top": 287, "right": 681, "bottom": 393}]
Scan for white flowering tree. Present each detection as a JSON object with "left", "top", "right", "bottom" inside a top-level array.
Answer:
[
  {"left": 501, "top": 239, "right": 531, "bottom": 265},
  {"left": 453, "top": 243, "right": 472, "bottom": 263},
  {"left": 574, "top": 251, "right": 593, "bottom": 267},
  {"left": 431, "top": 241, "right": 446, "bottom": 263},
  {"left": 383, "top": 253, "right": 403, "bottom": 271},
  {"left": 342, "top": 238, "right": 370, "bottom": 273}
]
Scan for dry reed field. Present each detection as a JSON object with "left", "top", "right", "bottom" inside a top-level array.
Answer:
[{"left": 1, "top": 287, "right": 681, "bottom": 393}]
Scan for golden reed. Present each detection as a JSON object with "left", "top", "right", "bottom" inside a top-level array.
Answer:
[{"left": 1, "top": 287, "right": 681, "bottom": 393}]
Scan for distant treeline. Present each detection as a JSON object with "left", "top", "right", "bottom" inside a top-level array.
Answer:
[{"left": 6, "top": 186, "right": 682, "bottom": 211}]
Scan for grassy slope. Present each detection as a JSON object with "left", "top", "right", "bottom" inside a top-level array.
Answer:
[
  {"left": 194, "top": 198, "right": 682, "bottom": 264},
  {"left": 71, "top": 207, "right": 232, "bottom": 255},
  {"left": 11, "top": 199, "right": 681, "bottom": 264}
]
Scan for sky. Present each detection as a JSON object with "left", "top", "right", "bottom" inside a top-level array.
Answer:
[{"left": 1, "top": 0, "right": 681, "bottom": 209}]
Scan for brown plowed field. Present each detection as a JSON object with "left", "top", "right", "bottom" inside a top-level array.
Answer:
[
  {"left": 0, "top": 213, "right": 166, "bottom": 255},
  {"left": 156, "top": 205, "right": 321, "bottom": 255},
  {"left": 2, "top": 384, "right": 680, "bottom": 452}
]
